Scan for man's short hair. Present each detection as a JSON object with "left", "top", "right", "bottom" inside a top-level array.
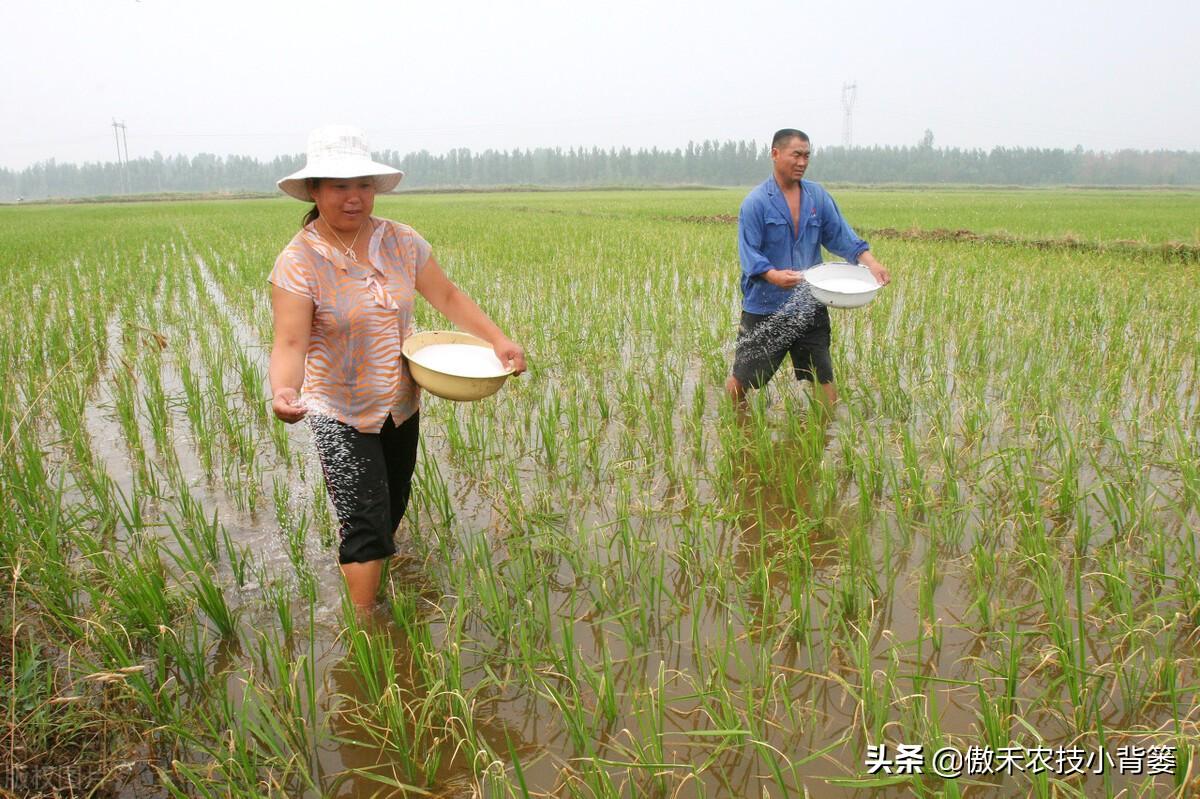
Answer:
[{"left": 772, "top": 129, "right": 810, "bottom": 149}]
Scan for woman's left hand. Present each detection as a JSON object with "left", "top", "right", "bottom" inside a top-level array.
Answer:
[{"left": 494, "top": 338, "right": 527, "bottom": 375}]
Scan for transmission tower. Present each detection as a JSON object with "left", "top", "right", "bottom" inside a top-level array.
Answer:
[
  {"left": 112, "top": 119, "right": 129, "bottom": 194},
  {"left": 841, "top": 82, "right": 857, "bottom": 149}
]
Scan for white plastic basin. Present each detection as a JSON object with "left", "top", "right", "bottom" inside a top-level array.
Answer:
[{"left": 804, "top": 262, "right": 882, "bottom": 309}]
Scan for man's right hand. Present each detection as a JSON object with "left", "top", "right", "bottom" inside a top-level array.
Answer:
[
  {"left": 764, "top": 268, "right": 805, "bottom": 289},
  {"left": 272, "top": 388, "right": 308, "bottom": 424}
]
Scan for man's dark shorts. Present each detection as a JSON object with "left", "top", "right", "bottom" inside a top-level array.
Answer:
[{"left": 732, "top": 306, "right": 833, "bottom": 389}]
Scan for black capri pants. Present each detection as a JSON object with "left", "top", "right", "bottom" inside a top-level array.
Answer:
[{"left": 310, "top": 411, "right": 420, "bottom": 564}]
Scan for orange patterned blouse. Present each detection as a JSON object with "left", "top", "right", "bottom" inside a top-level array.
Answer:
[{"left": 269, "top": 217, "right": 431, "bottom": 433}]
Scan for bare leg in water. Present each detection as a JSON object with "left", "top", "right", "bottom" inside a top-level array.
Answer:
[
  {"left": 342, "top": 559, "right": 386, "bottom": 610},
  {"left": 726, "top": 375, "right": 837, "bottom": 411}
]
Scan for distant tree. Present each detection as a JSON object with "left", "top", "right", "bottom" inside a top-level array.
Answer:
[{"left": 2, "top": 140, "right": 1198, "bottom": 201}]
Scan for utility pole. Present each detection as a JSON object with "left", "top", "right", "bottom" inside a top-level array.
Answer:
[
  {"left": 112, "top": 119, "right": 129, "bottom": 194},
  {"left": 841, "top": 82, "right": 857, "bottom": 150},
  {"left": 120, "top": 123, "right": 129, "bottom": 177}
]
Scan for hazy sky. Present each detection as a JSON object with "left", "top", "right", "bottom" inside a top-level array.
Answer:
[{"left": 3, "top": 0, "right": 1198, "bottom": 170}]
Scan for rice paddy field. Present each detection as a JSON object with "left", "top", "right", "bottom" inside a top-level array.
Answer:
[{"left": 1, "top": 187, "right": 1198, "bottom": 798}]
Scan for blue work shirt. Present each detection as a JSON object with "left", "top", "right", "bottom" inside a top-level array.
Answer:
[{"left": 738, "top": 177, "right": 870, "bottom": 314}]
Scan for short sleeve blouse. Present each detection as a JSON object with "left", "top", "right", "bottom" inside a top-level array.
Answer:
[{"left": 269, "top": 217, "right": 431, "bottom": 433}]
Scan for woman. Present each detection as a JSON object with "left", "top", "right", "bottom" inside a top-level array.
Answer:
[{"left": 268, "top": 125, "right": 525, "bottom": 610}]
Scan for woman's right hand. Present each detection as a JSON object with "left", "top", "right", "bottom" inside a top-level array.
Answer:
[{"left": 272, "top": 388, "right": 308, "bottom": 424}]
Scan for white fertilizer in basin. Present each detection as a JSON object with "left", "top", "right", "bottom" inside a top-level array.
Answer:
[
  {"left": 811, "top": 277, "right": 878, "bottom": 293},
  {"left": 408, "top": 343, "right": 508, "bottom": 377}
]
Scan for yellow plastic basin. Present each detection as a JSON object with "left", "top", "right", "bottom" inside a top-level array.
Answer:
[{"left": 402, "top": 330, "right": 512, "bottom": 402}]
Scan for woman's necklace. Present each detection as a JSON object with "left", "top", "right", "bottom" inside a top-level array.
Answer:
[{"left": 320, "top": 218, "right": 366, "bottom": 262}]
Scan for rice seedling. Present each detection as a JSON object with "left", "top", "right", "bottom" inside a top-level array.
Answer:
[{"left": 1, "top": 189, "right": 1197, "bottom": 797}]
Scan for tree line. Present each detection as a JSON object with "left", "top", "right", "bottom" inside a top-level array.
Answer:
[{"left": 3, "top": 139, "right": 1198, "bottom": 201}]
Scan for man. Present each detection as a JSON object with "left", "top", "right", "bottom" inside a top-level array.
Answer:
[{"left": 726, "top": 129, "right": 890, "bottom": 408}]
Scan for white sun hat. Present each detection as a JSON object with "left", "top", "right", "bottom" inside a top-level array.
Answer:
[{"left": 277, "top": 125, "right": 404, "bottom": 201}]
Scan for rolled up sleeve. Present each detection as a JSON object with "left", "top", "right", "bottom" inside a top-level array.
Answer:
[
  {"left": 818, "top": 192, "right": 870, "bottom": 263},
  {"left": 738, "top": 199, "right": 773, "bottom": 279}
]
